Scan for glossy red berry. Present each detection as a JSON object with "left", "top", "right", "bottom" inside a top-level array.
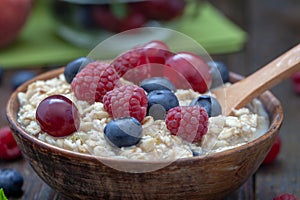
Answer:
[
  {"left": 262, "top": 135, "right": 281, "bottom": 164},
  {"left": 142, "top": 40, "right": 171, "bottom": 64},
  {"left": 164, "top": 52, "right": 212, "bottom": 93},
  {"left": 0, "top": 126, "right": 21, "bottom": 160},
  {"left": 36, "top": 95, "right": 80, "bottom": 137},
  {"left": 273, "top": 193, "right": 299, "bottom": 200},
  {"left": 165, "top": 106, "right": 209, "bottom": 143}
]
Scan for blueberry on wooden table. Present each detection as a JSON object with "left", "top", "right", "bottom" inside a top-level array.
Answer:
[
  {"left": 0, "top": 67, "right": 3, "bottom": 84},
  {"left": 0, "top": 168, "right": 23, "bottom": 197},
  {"left": 11, "top": 70, "right": 37, "bottom": 90}
]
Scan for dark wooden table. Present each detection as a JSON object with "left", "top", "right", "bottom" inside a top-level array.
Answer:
[{"left": 1, "top": 0, "right": 300, "bottom": 199}]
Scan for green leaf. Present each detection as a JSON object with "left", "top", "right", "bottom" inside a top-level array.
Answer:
[{"left": 0, "top": 189, "right": 8, "bottom": 200}]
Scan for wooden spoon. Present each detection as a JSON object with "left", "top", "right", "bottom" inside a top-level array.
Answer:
[{"left": 213, "top": 43, "right": 300, "bottom": 116}]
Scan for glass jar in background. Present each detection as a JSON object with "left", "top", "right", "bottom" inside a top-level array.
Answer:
[{"left": 51, "top": 0, "right": 187, "bottom": 49}]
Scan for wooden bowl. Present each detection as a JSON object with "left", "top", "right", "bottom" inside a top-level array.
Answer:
[{"left": 6, "top": 68, "right": 283, "bottom": 200}]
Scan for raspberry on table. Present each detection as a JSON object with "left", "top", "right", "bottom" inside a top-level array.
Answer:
[
  {"left": 273, "top": 193, "right": 299, "bottom": 200},
  {"left": 165, "top": 106, "right": 209, "bottom": 143},
  {"left": 71, "top": 61, "right": 121, "bottom": 103},
  {"left": 262, "top": 135, "right": 281, "bottom": 165},
  {"left": 103, "top": 85, "right": 148, "bottom": 122},
  {"left": 0, "top": 126, "right": 22, "bottom": 160},
  {"left": 291, "top": 71, "right": 300, "bottom": 94}
]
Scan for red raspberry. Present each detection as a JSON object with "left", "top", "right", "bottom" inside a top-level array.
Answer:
[
  {"left": 0, "top": 126, "right": 22, "bottom": 160},
  {"left": 262, "top": 135, "right": 281, "bottom": 164},
  {"left": 103, "top": 85, "right": 148, "bottom": 122},
  {"left": 165, "top": 106, "right": 209, "bottom": 143},
  {"left": 71, "top": 61, "right": 120, "bottom": 103},
  {"left": 112, "top": 47, "right": 144, "bottom": 77},
  {"left": 273, "top": 193, "right": 298, "bottom": 200},
  {"left": 111, "top": 40, "right": 172, "bottom": 83}
]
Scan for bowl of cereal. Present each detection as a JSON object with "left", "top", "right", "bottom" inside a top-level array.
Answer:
[{"left": 6, "top": 39, "right": 283, "bottom": 200}]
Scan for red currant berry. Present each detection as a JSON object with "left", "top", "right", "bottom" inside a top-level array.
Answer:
[
  {"left": 291, "top": 71, "right": 300, "bottom": 94},
  {"left": 36, "top": 95, "right": 80, "bottom": 137},
  {"left": 273, "top": 193, "right": 298, "bottom": 200},
  {"left": 0, "top": 126, "right": 22, "bottom": 160},
  {"left": 262, "top": 135, "right": 281, "bottom": 165},
  {"left": 164, "top": 52, "right": 212, "bottom": 93}
]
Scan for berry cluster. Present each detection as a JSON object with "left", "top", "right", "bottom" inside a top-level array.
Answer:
[{"left": 37, "top": 40, "right": 230, "bottom": 148}]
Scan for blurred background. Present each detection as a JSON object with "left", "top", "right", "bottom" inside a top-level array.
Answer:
[{"left": 1, "top": 0, "right": 300, "bottom": 199}]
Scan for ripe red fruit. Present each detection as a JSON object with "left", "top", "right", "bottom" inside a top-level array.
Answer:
[
  {"left": 36, "top": 95, "right": 80, "bottom": 137},
  {"left": 0, "top": 126, "right": 22, "bottom": 160},
  {"left": 142, "top": 40, "right": 172, "bottom": 64},
  {"left": 262, "top": 135, "right": 281, "bottom": 164},
  {"left": 71, "top": 61, "right": 121, "bottom": 103},
  {"left": 0, "top": 0, "right": 33, "bottom": 48},
  {"left": 165, "top": 106, "right": 209, "bottom": 143},
  {"left": 273, "top": 193, "right": 299, "bottom": 200},
  {"left": 164, "top": 52, "right": 212, "bottom": 93},
  {"left": 103, "top": 85, "right": 148, "bottom": 122},
  {"left": 291, "top": 71, "right": 300, "bottom": 94}
]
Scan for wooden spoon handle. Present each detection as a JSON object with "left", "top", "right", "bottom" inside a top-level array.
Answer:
[{"left": 215, "top": 43, "right": 300, "bottom": 115}]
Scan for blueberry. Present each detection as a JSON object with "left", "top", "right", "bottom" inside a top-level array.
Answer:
[
  {"left": 147, "top": 90, "right": 179, "bottom": 120},
  {"left": 207, "top": 61, "right": 230, "bottom": 88},
  {"left": 11, "top": 71, "right": 37, "bottom": 90},
  {"left": 0, "top": 169, "right": 23, "bottom": 197},
  {"left": 190, "top": 95, "right": 222, "bottom": 117},
  {"left": 140, "top": 77, "right": 176, "bottom": 93},
  {"left": 192, "top": 150, "right": 201, "bottom": 156},
  {"left": 104, "top": 117, "right": 143, "bottom": 148},
  {"left": 64, "top": 57, "right": 93, "bottom": 83},
  {"left": 0, "top": 67, "right": 3, "bottom": 84}
]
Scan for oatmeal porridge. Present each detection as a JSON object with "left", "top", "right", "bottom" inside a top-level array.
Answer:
[{"left": 17, "top": 73, "right": 270, "bottom": 160}]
